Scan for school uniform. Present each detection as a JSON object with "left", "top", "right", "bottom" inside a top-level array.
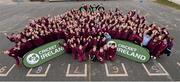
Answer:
[
  {"left": 147, "top": 40, "right": 159, "bottom": 55},
  {"left": 128, "top": 34, "right": 137, "bottom": 42},
  {"left": 152, "top": 41, "right": 167, "bottom": 57},
  {"left": 107, "top": 47, "right": 116, "bottom": 61},
  {"left": 32, "top": 37, "right": 44, "bottom": 48},
  {"left": 114, "top": 30, "right": 122, "bottom": 39},
  {"left": 89, "top": 49, "right": 97, "bottom": 61},
  {"left": 98, "top": 39, "right": 107, "bottom": 48},
  {"left": 77, "top": 48, "right": 86, "bottom": 62},
  {"left": 71, "top": 46, "right": 78, "bottom": 60},
  {"left": 77, "top": 44, "right": 88, "bottom": 62},
  {"left": 8, "top": 48, "right": 20, "bottom": 66},
  {"left": 134, "top": 34, "right": 143, "bottom": 45},
  {"left": 96, "top": 51, "right": 105, "bottom": 63},
  {"left": 121, "top": 30, "right": 129, "bottom": 40}
]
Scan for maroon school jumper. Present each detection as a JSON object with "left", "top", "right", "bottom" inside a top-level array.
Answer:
[
  {"left": 8, "top": 48, "right": 20, "bottom": 66},
  {"left": 71, "top": 46, "right": 78, "bottom": 60},
  {"left": 109, "top": 29, "right": 117, "bottom": 39},
  {"left": 92, "top": 38, "right": 98, "bottom": 46},
  {"left": 77, "top": 48, "right": 86, "bottom": 62},
  {"left": 114, "top": 30, "right": 122, "bottom": 39},
  {"left": 103, "top": 48, "right": 109, "bottom": 60},
  {"left": 152, "top": 41, "right": 167, "bottom": 57},
  {"left": 96, "top": 50, "right": 105, "bottom": 63},
  {"left": 48, "top": 33, "right": 55, "bottom": 42},
  {"left": 58, "top": 30, "right": 65, "bottom": 39},
  {"left": 98, "top": 39, "right": 107, "bottom": 48},
  {"left": 18, "top": 42, "right": 29, "bottom": 58},
  {"left": 32, "top": 37, "right": 44, "bottom": 47},
  {"left": 77, "top": 45, "right": 87, "bottom": 62},
  {"left": 134, "top": 34, "right": 143, "bottom": 45},
  {"left": 121, "top": 29, "right": 129, "bottom": 40},
  {"left": 89, "top": 49, "right": 97, "bottom": 60},
  {"left": 25, "top": 40, "right": 33, "bottom": 51},
  {"left": 63, "top": 43, "right": 71, "bottom": 54},
  {"left": 107, "top": 47, "right": 117, "bottom": 61},
  {"left": 86, "top": 39, "right": 93, "bottom": 52},
  {"left": 7, "top": 35, "right": 19, "bottom": 43},
  {"left": 128, "top": 34, "right": 137, "bottom": 42},
  {"left": 147, "top": 40, "right": 160, "bottom": 55},
  {"left": 128, "top": 33, "right": 142, "bottom": 45}
]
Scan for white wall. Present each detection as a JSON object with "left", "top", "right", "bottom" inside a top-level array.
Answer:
[
  {"left": 169, "top": 0, "right": 180, "bottom": 5},
  {"left": 0, "top": 0, "right": 13, "bottom": 2},
  {"left": 0, "top": 0, "right": 31, "bottom": 2}
]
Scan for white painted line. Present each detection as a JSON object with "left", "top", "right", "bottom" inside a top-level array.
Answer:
[
  {"left": 26, "top": 64, "right": 51, "bottom": 77},
  {"left": 66, "top": 64, "right": 87, "bottom": 77},
  {"left": 105, "top": 63, "right": 128, "bottom": 77},
  {"left": 0, "top": 64, "right": 15, "bottom": 77},
  {"left": 177, "top": 62, "right": 180, "bottom": 67},
  {"left": 142, "top": 63, "right": 169, "bottom": 76}
]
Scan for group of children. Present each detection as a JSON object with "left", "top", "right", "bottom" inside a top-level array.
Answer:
[{"left": 3, "top": 7, "right": 173, "bottom": 66}]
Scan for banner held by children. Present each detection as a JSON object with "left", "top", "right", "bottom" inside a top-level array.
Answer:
[
  {"left": 107, "top": 40, "right": 150, "bottom": 63},
  {"left": 23, "top": 40, "right": 64, "bottom": 68}
]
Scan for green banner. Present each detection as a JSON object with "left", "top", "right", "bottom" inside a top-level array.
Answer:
[
  {"left": 23, "top": 40, "right": 64, "bottom": 68},
  {"left": 107, "top": 39, "right": 150, "bottom": 63}
]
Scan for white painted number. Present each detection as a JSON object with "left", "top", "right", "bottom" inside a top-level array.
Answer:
[
  {"left": 151, "top": 65, "right": 160, "bottom": 73},
  {"left": 112, "top": 66, "right": 119, "bottom": 73},
  {"left": 105, "top": 63, "right": 128, "bottom": 77},
  {"left": 66, "top": 64, "right": 87, "bottom": 77},
  {"left": 0, "top": 66, "right": 7, "bottom": 73},
  {"left": 35, "top": 66, "right": 42, "bottom": 73},
  {"left": 73, "top": 66, "right": 80, "bottom": 73}
]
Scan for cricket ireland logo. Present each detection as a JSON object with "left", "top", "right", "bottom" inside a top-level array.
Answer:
[{"left": 26, "top": 53, "right": 40, "bottom": 65}]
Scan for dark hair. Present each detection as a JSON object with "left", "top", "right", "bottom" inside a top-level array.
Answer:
[
  {"left": 112, "top": 43, "right": 115, "bottom": 46},
  {"left": 146, "top": 31, "right": 152, "bottom": 36}
]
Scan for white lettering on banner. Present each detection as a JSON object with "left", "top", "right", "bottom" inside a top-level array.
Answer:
[
  {"left": 39, "top": 45, "right": 57, "bottom": 54},
  {"left": 117, "top": 47, "right": 146, "bottom": 60},
  {"left": 40, "top": 47, "right": 64, "bottom": 60},
  {"left": 118, "top": 44, "right": 137, "bottom": 51}
]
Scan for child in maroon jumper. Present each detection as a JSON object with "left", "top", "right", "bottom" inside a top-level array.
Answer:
[
  {"left": 77, "top": 43, "right": 88, "bottom": 62},
  {"left": 59, "top": 43, "right": 71, "bottom": 53},
  {"left": 128, "top": 30, "right": 137, "bottom": 42},
  {"left": 71, "top": 43, "right": 78, "bottom": 60},
  {"left": 4, "top": 47, "right": 20, "bottom": 66},
  {"left": 147, "top": 37, "right": 159, "bottom": 55},
  {"left": 164, "top": 36, "right": 174, "bottom": 56},
  {"left": 107, "top": 43, "right": 117, "bottom": 61},
  {"left": 96, "top": 47, "right": 105, "bottom": 63},
  {"left": 152, "top": 38, "right": 168, "bottom": 59},
  {"left": 89, "top": 46, "right": 97, "bottom": 61},
  {"left": 32, "top": 35, "right": 44, "bottom": 47},
  {"left": 114, "top": 28, "right": 122, "bottom": 39},
  {"left": 103, "top": 45, "right": 109, "bottom": 60},
  {"left": 121, "top": 28, "right": 129, "bottom": 40}
]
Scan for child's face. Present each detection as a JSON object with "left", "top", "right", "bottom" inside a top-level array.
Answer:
[
  {"left": 79, "top": 45, "right": 82, "bottom": 49},
  {"left": 93, "top": 47, "right": 96, "bottom": 51}
]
